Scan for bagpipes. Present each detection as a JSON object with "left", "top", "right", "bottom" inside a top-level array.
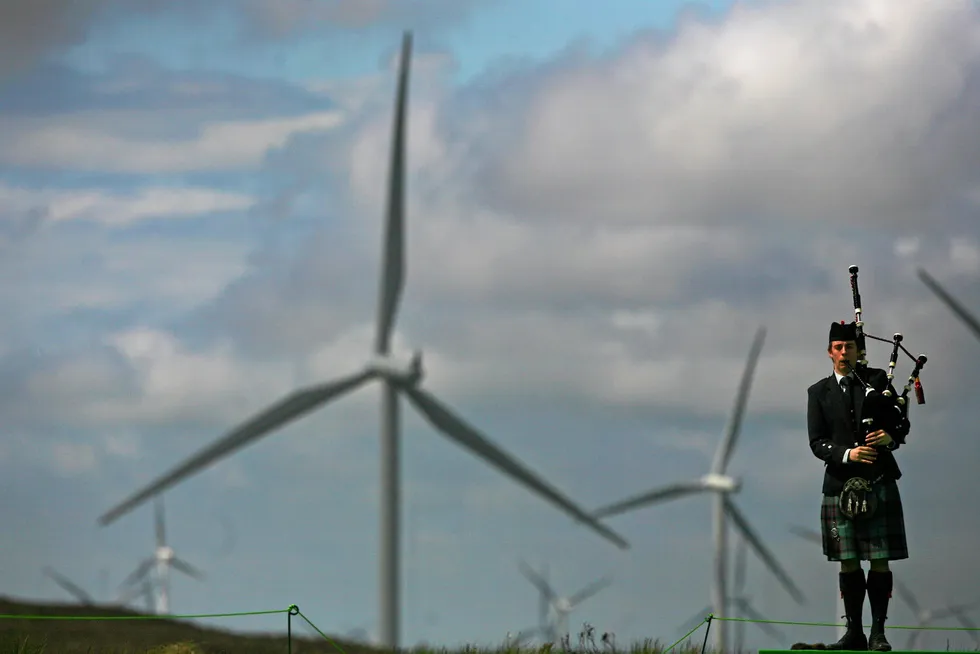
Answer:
[{"left": 844, "top": 264, "right": 928, "bottom": 445}]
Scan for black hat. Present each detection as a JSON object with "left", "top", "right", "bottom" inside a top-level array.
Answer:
[{"left": 829, "top": 320, "right": 858, "bottom": 343}]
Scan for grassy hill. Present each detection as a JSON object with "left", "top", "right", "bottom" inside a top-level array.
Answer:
[
  {"left": 0, "top": 595, "right": 707, "bottom": 654},
  {"left": 0, "top": 596, "right": 372, "bottom": 654}
]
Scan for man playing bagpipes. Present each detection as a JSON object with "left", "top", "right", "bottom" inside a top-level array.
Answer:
[{"left": 806, "top": 266, "right": 928, "bottom": 651}]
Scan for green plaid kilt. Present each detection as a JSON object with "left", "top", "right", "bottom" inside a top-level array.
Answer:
[{"left": 821, "top": 479, "right": 908, "bottom": 561}]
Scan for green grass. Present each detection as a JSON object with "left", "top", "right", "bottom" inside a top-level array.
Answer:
[{"left": 0, "top": 596, "right": 709, "bottom": 654}]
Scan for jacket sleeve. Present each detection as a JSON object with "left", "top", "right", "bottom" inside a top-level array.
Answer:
[{"left": 808, "top": 385, "right": 849, "bottom": 465}]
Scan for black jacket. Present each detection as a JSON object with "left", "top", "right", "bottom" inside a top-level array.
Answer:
[{"left": 807, "top": 366, "right": 910, "bottom": 496}]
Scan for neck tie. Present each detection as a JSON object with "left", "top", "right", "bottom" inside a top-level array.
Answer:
[{"left": 840, "top": 376, "right": 856, "bottom": 417}]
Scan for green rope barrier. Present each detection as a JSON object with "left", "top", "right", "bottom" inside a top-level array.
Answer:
[
  {"left": 0, "top": 608, "right": 289, "bottom": 621},
  {"left": 662, "top": 613, "right": 710, "bottom": 654},
  {"left": 295, "top": 608, "right": 349, "bottom": 654}
]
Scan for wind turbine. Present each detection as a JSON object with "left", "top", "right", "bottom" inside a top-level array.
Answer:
[
  {"left": 918, "top": 268, "right": 980, "bottom": 342},
  {"left": 96, "top": 31, "right": 629, "bottom": 652},
  {"left": 117, "top": 497, "right": 205, "bottom": 614},
  {"left": 515, "top": 560, "right": 612, "bottom": 643},
  {"left": 591, "top": 328, "right": 806, "bottom": 653}
]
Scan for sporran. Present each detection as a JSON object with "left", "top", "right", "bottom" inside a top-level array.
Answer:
[{"left": 839, "top": 476, "right": 878, "bottom": 521}]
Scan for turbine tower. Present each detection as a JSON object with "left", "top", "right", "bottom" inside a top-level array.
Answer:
[
  {"left": 918, "top": 268, "right": 980, "bottom": 342},
  {"left": 591, "top": 328, "right": 806, "bottom": 653},
  {"left": 118, "top": 497, "right": 205, "bottom": 614},
  {"left": 96, "top": 31, "right": 629, "bottom": 652}
]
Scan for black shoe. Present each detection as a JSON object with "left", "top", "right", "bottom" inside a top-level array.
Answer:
[
  {"left": 868, "top": 622, "right": 891, "bottom": 652},
  {"left": 826, "top": 570, "right": 868, "bottom": 651},
  {"left": 826, "top": 618, "right": 869, "bottom": 651}
]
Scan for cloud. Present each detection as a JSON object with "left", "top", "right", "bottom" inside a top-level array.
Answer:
[
  {"left": 0, "top": 111, "right": 343, "bottom": 173},
  {"left": 0, "top": 183, "right": 255, "bottom": 227},
  {"left": 50, "top": 441, "right": 99, "bottom": 476},
  {"left": 0, "top": 0, "right": 481, "bottom": 82},
  {"left": 438, "top": 0, "right": 980, "bottom": 230}
]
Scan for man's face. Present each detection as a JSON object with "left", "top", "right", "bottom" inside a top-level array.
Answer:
[{"left": 828, "top": 340, "right": 858, "bottom": 374}]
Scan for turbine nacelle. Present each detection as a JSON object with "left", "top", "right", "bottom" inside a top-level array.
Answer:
[
  {"left": 555, "top": 598, "right": 573, "bottom": 614},
  {"left": 700, "top": 473, "right": 741, "bottom": 493},
  {"left": 155, "top": 546, "right": 174, "bottom": 562},
  {"left": 366, "top": 351, "right": 424, "bottom": 385}
]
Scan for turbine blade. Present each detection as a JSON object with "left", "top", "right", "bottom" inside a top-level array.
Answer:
[
  {"left": 592, "top": 481, "right": 708, "bottom": 519},
  {"left": 98, "top": 369, "right": 376, "bottom": 526},
  {"left": 115, "top": 584, "right": 140, "bottom": 605},
  {"left": 787, "top": 524, "right": 822, "bottom": 544},
  {"left": 155, "top": 497, "right": 166, "bottom": 547},
  {"left": 374, "top": 31, "right": 411, "bottom": 356},
  {"left": 539, "top": 562, "right": 551, "bottom": 628},
  {"left": 568, "top": 576, "right": 612, "bottom": 607},
  {"left": 953, "top": 611, "right": 980, "bottom": 646},
  {"left": 724, "top": 497, "right": 806, "bottom": 605},
  {"left": 932, "top": 599, "right": 980, "bottom": 621},
  {"left": 518, "top": 561, "right": 559, "bottom": 604},
  {"left": 119, "top": 558, "right": 155, "bottom": 590},
  {"left": 402, "top": 385, "right": 630, "bottom": 550},
  {"left": 894, "top": 578, "right": 923, "bottom": 614},
  {"left": 918, "top": 267, "right": 980, "bottom": 341},
  {"left": 734, "top": 598, "right": 785, "bottom": 642},
  {"left": 734, "top": 532, "right": 747, "bottom": 595},
  {"left": 171, "top": 557, "right": 205, "bottom": 581},
  {"left": 43, "top": 567, "right": 94, "bottom": 605},
  {"left": 712, "top": 326, "right": 765, "bottom": 475}
]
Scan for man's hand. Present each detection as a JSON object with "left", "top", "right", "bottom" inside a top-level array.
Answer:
[
  {"left": 849, "top": 446, "right": 878, "bottom": 464},
  {"left": 865, "top": 429, "right": 893, "bottom": 447}
]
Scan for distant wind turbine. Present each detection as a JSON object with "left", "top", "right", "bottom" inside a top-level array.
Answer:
[
  {"left": 117, "top": 497, "right": 205, "bottom": 614},
  {"left": 514, "top": 560, "right": 612, "bottom": 643},
  {"left": 591, "top": 328, "right": 806, "bottom": 654},
  {"left": 96, "top": 31, "right": 629, "bottom": 652}
]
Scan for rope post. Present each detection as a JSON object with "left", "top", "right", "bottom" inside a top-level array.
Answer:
[
  {"left": 700, "top": 614, "right": 713, "bottom": 654},
  {"left": 287, "top": 604, "right": 299, "bottom": 654}
]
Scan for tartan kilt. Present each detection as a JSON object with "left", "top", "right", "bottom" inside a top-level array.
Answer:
[{"left": 820, "top": 479, "right": 908, "bottom": 561}]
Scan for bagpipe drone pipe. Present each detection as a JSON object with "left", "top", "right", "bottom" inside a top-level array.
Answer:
[{"left": 844, "top": 264, "right": 928, "bottom": 445}]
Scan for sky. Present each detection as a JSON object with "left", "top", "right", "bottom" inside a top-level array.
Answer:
[{"left": 2, "top": 0, "right": 980, "bottom": 651}]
